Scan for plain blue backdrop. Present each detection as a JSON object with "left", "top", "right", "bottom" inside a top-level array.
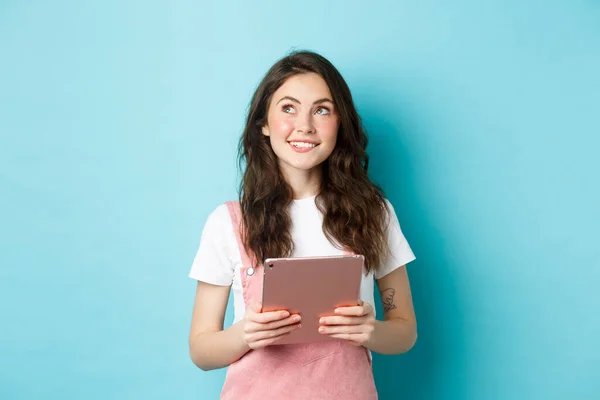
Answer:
[{"left": 1, "top": 1, "right": 599, "bottom": 399}]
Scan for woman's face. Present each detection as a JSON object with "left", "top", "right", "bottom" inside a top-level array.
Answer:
[{"left": 262, "top": 73, "right": 340, "bottom": 175}]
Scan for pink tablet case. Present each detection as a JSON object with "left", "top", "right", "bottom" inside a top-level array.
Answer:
[{"left": 261, "top": 254, "right": 364, "bottom": 345}]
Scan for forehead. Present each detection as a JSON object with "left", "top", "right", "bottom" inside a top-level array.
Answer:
[{"left": 272, "top": 73, "right": 333, "bottom": 102}]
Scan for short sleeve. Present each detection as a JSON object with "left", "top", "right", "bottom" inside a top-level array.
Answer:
[
  {"left": 188, "top": 204, "right": 235, "bottom": 286},
  {"left": 374, "top": 200, "right": 417, "bottom": 280}
]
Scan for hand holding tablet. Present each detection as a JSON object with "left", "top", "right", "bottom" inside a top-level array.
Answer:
[{"left": 261, "top": 254, "right": 364, "bottom": 345}]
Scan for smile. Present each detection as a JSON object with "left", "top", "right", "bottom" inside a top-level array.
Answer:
[
  {"left": 289, "top": 141, "right": 318, "bottom": 148},
  {"left": 288, "top": 141, "right": 319, "bottom": 153}
]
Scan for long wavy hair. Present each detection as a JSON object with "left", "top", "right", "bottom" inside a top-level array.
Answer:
[{"left": 238, "top": 50, "right": 390, "bottom": 274}]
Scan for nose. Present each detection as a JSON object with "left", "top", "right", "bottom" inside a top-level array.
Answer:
[{"left": 295, "top": 111, "right": 315, "bottom": 135}]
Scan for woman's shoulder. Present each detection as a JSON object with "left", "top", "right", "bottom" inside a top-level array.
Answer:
[
  {"left": 207, "top": 202, "right": 232, "bottom": 221},
  {"left": 382, "top": 198, "right": 396, "bottom": 216},
  {"left": 202, "top": 201, "right": 237, "bottom": 235},
  {"left": 381, "top": 198, "right": 404, "bottom": 229}
]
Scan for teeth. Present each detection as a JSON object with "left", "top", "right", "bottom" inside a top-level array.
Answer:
[{"left": 290, "top": 142, "right": 317, "bottom": 148}]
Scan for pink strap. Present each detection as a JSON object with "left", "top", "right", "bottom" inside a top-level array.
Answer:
[{"left": 225, "top": 201, "right": 263, "bottom": 307}]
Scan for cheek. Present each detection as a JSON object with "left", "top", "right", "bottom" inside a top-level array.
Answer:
[
  {"left": 269, "top": 115, "right": 295, "bottom": 138},
  {"left": 318, "top": 117, "right": 340, "bottom": 141}
]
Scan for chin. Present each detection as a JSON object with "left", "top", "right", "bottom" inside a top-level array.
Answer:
[
  {"left": 293, "top": 161, "right": 327, "bottom": 170},
  {"left": 278, "top": 158, "right": 323, "bottom": 172}
]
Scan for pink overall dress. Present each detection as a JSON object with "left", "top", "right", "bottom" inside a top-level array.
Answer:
[{"left": 220, "top": 201, "right": 378, "bottom": 400}]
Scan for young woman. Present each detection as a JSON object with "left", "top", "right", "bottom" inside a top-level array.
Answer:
[{"left": 188, "top": 50, "right": 418, "bottom": 399}]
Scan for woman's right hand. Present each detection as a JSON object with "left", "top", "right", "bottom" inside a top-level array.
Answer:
[{"left": 241, "top": 302, "right": 302, "bottom": 349}]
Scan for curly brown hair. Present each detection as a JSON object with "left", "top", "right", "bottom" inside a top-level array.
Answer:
[{"left": 238, "top": 50, "right": 390, "bottom": 274}]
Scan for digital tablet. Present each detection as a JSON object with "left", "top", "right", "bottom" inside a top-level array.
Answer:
[{"left": 261, "top": 254, "right": 364, "bottom": 345}]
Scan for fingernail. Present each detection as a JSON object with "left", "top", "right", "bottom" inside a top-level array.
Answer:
[
  {"left": 318, "top": 327, "right": 325, "bottom": 333},
  {"left": 335, "top": 309, "right": 342, "bottom": 314},
  {"left": 293, "top": 315, "right": 301, "bottom": 322},
  {"left": 319, "top": 318, "right": 326, "bottom": 324}
]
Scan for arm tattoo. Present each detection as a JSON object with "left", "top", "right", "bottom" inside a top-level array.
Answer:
[{"left": 380, "top": 288, "right": 397, "bottom": 312}]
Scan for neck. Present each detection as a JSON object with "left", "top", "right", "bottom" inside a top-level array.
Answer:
[{"left": 279, "top": 164, "right": 322, "bottom": 200}]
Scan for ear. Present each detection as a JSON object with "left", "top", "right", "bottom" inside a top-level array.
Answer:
[{"left": 261, "top": 125, "right": 270, "bottom": 137}]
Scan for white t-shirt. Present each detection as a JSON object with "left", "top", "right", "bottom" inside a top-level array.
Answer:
[{"left": 189, "top": 196, "right": 416, "bottom": 323}]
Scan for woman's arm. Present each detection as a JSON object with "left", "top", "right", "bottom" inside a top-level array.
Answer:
[
  {"left": 367, "top": 265, "right": 417, "bottom": 354},
  {"left": 188, "top": 281, "right": 249, "bottom": 371},
  {"left": 189, "top": 281, "right": 303, "bottom": 371},
  {"left": 318, "top": 265, "right": 417, "bottom": 355}
]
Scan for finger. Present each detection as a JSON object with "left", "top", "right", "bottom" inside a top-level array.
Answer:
[
  {"left": 247, "top": 322, "right": 301, "bottom": 342},
  {"left": 335, "top": 302, "right": 373, "bottom": 316},
  {"left": 250, "top": 302, "right": 262, "bottom": 313},
  {"left": 319, "top": 315, "right": 366, "bottom": 326},
  {"left": 362, "top": 301, "right": 374, "bottom": 313},
  {"left": 250, "top": 309, "right": 291, "bottom": 324},
  {"left": 250, "top": 332, "right": 292, "bottom": 349},
  {"left": 325, "top": 333, "right": 366, "bottom": 345},
  {"left": 318, "top": 324, "right": 364, "bottom": 335},
  {"left": 335, "top": 306, "right": 366, "bottom": 316},
  {"left": 246, "top": 314, "right": 301, "bottom": 333}
]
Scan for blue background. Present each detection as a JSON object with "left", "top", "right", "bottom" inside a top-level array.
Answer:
[{"left": 1, "top": 1, "right": 599, "bottom": 399}]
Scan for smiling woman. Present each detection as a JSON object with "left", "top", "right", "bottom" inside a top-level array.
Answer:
[
  {"left": 262, "top": 73, "right": 339, "bottom": 174},
  {"left": 187, "top": 50, "right": 418, "bottom": 400}
]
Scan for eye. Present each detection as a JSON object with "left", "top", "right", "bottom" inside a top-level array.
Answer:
[
  {"left": 282, "top": 104, "right": 296, "bottom": 114},
  {"left": 315, "top": 106, "right": 330, "bottom": 115}
]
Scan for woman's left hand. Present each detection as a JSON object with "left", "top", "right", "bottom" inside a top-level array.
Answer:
[{"left": 318, "top": 300, "right": 375, "bottom": 347}]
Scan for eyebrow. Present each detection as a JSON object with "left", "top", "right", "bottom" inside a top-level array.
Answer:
[{"left": 276, "top": 96, "right": 334, "bottom": 106}]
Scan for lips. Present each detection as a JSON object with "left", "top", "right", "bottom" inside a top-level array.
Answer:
[
  {"left": 288, "top": 141, "right": 319, "bottom": 153},
  {"left": 289, "top": 141, "right": 318, "bottom": 148}
]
